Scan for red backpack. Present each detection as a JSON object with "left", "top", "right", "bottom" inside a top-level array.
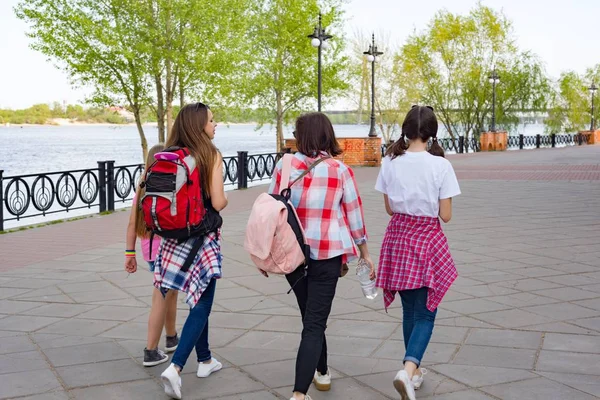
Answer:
[{"left": 140, "top": 147, "right": 222, "bottom": 246}]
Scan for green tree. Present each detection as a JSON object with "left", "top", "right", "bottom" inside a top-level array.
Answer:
[
  {"left": 546, "top": 65, "right": 600, "bottom": 134},
  {"left": 396, "top": 4, "right": 550, "bottom": 149},
  {"left": 242, "top": 0, "right": 349, "bottom": 152},
  {"left": 16, "top": 0, "right": 154, "bottom": 160}
]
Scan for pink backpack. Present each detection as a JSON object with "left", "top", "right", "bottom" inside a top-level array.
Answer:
[{"left": 244, "top": 154, "right": 327, "bottom": 276}]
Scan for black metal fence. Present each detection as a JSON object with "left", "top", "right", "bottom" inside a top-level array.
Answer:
[
  {"left": 0, "top": 150, "right": 285, "bottom": 231},
  {"left": 381, "top": 133, "right": 591, "bottom": 156}
]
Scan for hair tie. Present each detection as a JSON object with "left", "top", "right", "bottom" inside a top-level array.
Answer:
[{"left": 432, "top": 137, "right": 438, "bottom": 143}]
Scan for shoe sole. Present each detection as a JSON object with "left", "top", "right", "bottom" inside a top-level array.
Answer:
[
  {"left": 394, "top": 378, "right": 410, "bottom": 400},
  {"left": 197, "top": 362, "right": 222, "bottom": 378},
  {"left": 161, "top": 375, "right": 181, "bottom": 400},
  {"left": 144, "top": 356, "right": 169, "bottom": 367},
  {"left": 165, "top": 345, "right": 178, "bottom": 353},
  {"left": 313, "top": 379, "right": 331, "bottom": 391}
]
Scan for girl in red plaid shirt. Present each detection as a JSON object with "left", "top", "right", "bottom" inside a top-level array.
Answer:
[
  {"left": 375, "top": 106, "right": 460, "bottom": 400},
  {"left": 269, "top": 113, "right": 375, "bottom": 400}
]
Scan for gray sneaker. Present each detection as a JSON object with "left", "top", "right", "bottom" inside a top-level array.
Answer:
[
  {"left": 166, "top": 334, "right": 179, "bottom": 353},
  {"left": 144, "top": 348, "right": 169, "bottom": 367}
]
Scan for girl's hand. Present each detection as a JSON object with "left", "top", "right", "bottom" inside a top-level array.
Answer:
[
  {"left": 125, "top": 257, "right": 137, "bottom": 274},
  {"left": 259, "top": 269, "right": 269, "bottom": 278},
  {"left": 362, "top": 256, "right": 376, "bottom": 281}
]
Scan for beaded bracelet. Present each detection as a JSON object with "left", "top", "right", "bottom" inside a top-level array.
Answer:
[{"left": 125, "top": 250, "right": 136, "bottom": 258}]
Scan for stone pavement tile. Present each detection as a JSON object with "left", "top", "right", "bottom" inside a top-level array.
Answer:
[
  {"left": 276, "top": 377, "right": 390, "bottom": 400},
  {"left": 470, "top": 309, "right": 555, "bottom": 328},
  {"left": 421, "top": 390, "right": 497, "bottom": 399},
  {"left": 67, "top": 287, "right": 132, "bottom": 303},
  {"left": 328, "top": 300, "right": 373, "bottom": 316},
  {"left": 37, "top": 317, "right": 120, "bottom": 336},
  {"left": 76, "top": 305, "right": 148, "bottom": 321},
  {"left": 356, "top": 369, "right": 466, "bottom": 399},
  {"left": 452, "top": 345, "right": 536, "bottom": 369},
  {"left": 451, "top": 283, "right": 519, "bottom": 298},
  {"left": 216, "top": 296, "right": 287, "bottom": 312},
  {"left": 0, "top": 334, "right": 37, "bottom": 354},
  {"left": 495, "top": 278, "right": 564, "bottom": 291},
  {"left": 572, "top": 317, "right": 600, "bottom": 332},
  {"left": 326, "top": 319, "right": 398, "bottom": 339},
  {"left": 328, "top": 354, "right": 400, "bottom": 376},
  {"left": 70, "top": 379, "right": 165, "bottom": 400},
  {"left": 549, "top": 263, "right": 599, "bottom": 274},
  {"left": 56, "top": 358, "right": 150, "bottom": 388},
  {"left": 575, "top": 298, "right": 600, "bottom": 311},
  {"left": 114, "top": 339, "right": 145, "bottom": 360},
  {"left": 32, "top": 333, "right": 112, "bottom": 350},
  {"left": 373, "top": 340, "right": 457, "bottom": 364},
  {"left": 436, "top": 316, "right": 497, "bottom": 329},
  {"left": 123, "top": 285, "right": 156, "bottom": 298},
  {"left": 99, "top": 321, "right": 149, "bottom": 339},
  {"left": 465, "top": 328, "right": 542, "bottom": 349},
  {"left": 215, "top": 347, "right": 297, "bottom": 366},
  {"left": 209, "top": 312, "right": 269, "bottom": 330},
  {"left": 214, "top": 390, "right": 281, "bottom": 400},
  {"left": 215, "top": 286, "right": 262, "bottom": 300},
  {"left": 519, "top": 256, "right": 570, "bottom": 266},
  {"left": 523, "top": 302, "right": 600, "bottom": 321},
  {"left": 532, "top": 287, "right": 599, "bottom": 302},
  {"left": 226, "top": 330, "right": 299, "bottom": 351},
  {"left": 210, "top": 327, "right": 248, "bottom": 348},
  {"left": 468, "top": 271, "right": 527, "bottom": 284},
  {"left": 0, "top": 329, "right": 24, "bottom": 338},
  {"left": 43, "top": 341, "right": 130, "bottom": 367},
  {"left": 57, "top": 280, "right": 118, "bottom": 295},
  {"left": 246, "top": 306, "right": 301, "bottom": 317},
  {"left": 536, "top": 350, "right": 600, "bottom": 375},
  {"left": 326, "top": 335, "right": 384, "bottom": 357},
  {"left": 510, "top": 267, "right": 566, "bottom": 278},
  {"left": 19, "top": 294, "right": 75, "bottom": 304},
  {"left": 54, "top": 253, "right": 106, "bottom": 262},
  {"left": 542, "top": 333, "right": 600, "bottom": 353},
  {"left": 0, "top": 287, "right": 33, "bottom": 299},
  {"left": 253, "top": 315, "right": 303, "bottom": 333},
  {"left": 0, "top": 368, "right": 62, "bottom": 399},
  {"left": 332, "top": 310, "right": 400, "bottom": 323},
  {"left": 0, "top": 299, "right": 43, "bottom": 314},
  {"left": 0, "top": 315, "right": 62, "bottom": 332},
  {"left": 442, "top": 298, "right": 511, "bottom": 314},
  {"left": 537, "top": 371, "right": 600, "bottom": 398},
  {"left": 541, "top": 274, "right": 599, "bottom": 286},
  {"left": 13, "top": 390, "right": 70, "bottom": 400},
  {"left": 441, "top": 290, "right": 474, "bottom": 302},
  {"left": 579, "top": 283, "right": 600, "bottom": 294},
  {"left": 175, "top": 368, "right": 266, "bottom": 399},
  {"left": 485, "top": 292, "right": 561, "bottom": 308},
  {"left": 241, "top": 359, "right": 300, "bottom": 388},
  {"left": 0, "top": 350, "right": 48, "bottom": 374},
  {"left": 520, "top": 321, "right": 599, "bottom": 335},
  {"left": 481, "top": 377, "right": 597, "bottom": 400},
  {"left": 432, "top": 364, "right": 537, "bottom": 387},
  {"left": 22, "top": 303, "right": 97, "bottom": 318},
  {"left": 4, "top": 278, "right": 65, "bottom": 289}
]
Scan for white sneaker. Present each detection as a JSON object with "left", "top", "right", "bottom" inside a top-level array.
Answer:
[
  {"left": 412, "top": 368, "right": 428, "bottom": 390},
  {"left": 313, "top": 370, "right": 331, "bottom": 391},
  {"left": 289, "top": 396, "right": 312, "bottom": 400},
  {"left": 161, "top": 363, "right": 182, "bottom": 399},
  {"left": 393, "top": 370, "right": 416, "bottom": 400},
  {"left": 196, "top": 357, "right": 222, "bottom": 378}
]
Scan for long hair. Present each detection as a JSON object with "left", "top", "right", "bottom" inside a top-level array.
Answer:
[
  {"left": 166, "top": 103, "right": 219, "bottom": 195},
  {"left": 135, "top": 143, "right": 166, "bottom": 238},
  {"left": 386, "top": 105, "right": 445, "bottom": 159}
]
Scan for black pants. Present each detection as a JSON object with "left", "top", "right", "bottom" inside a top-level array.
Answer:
[{"left": 286, "top": 256, "right": 341, "bottom": 394}]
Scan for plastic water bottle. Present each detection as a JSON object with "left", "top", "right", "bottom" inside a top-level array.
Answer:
[{"left": 356, "top": 258, "right": 378, "bottom": 300}]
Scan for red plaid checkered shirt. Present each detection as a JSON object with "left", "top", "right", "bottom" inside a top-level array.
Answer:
[
  {"left": 376, "top": 213, "right": 457, "bottom": 312},
  {"left": 268, "top": 152, "right": 367, "bottom": 263}
]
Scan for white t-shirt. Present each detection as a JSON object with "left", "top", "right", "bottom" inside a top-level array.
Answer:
[{"left": 375, "top": 151, "right": 461, "bottom": 217}]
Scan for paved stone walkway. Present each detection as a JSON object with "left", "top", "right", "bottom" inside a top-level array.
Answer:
[{"left": 1, "top": 145, "right": 599, "bottom": 399}]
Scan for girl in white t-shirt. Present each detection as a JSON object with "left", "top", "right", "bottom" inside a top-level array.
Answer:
[{"left": 375, "top": 105, "right": 460, "bottom": 400}]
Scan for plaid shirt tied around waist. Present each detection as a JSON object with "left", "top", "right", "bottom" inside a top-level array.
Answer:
[
  {"left": 376, "top": 213, "right": 457, "bottom": 312},
  {"left": 153, "top": 231, "right": 222, "bottom": 308}
]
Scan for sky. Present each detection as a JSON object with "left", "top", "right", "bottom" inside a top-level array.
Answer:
[{"left": 0, "top": 0, "right": 598, "bottom": 110}]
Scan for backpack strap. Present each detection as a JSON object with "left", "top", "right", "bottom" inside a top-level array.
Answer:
[{"left": 180, "top": 236, "right": 204, "bottom": 273}]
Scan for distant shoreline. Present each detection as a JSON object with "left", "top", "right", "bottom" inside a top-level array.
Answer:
[{"left": 1, "top": 119, "right": 261, "bottom": 127}]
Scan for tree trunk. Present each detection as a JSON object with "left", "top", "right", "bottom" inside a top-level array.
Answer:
[
  {"left": 165, "top": 59, "right": 174, "bottom": 137},
  {"left": 155, "top": 74, "right": 165, "bottom": 142},
  {"left": 179, "top": 74, "right": 185, "bottom": 107},
  {"left": 132, "top": 105, "right": 148, "bottom": 162},
  {"left": 276, "top": 89, "right": 284, "bottom": 153}
]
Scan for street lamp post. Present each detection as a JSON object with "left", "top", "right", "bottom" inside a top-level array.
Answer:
[
  {"left": 307, "top": 13, "right": 332, "bottom": 112},
  {"left": 589, "top": 83, "right": 598, "bottom": 131},
  {"left": 489, "top": 69, "right": 500, "bottom": 132},
  {"left": 364, "top": 34, "right": 383, "bottom": 138}
]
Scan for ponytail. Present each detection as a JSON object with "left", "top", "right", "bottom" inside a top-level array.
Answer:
[
  {"left": 428, "top": 137, "right": 445, "bottom": 158},
  {"left": 385, "top": 133, "right": 408, "bottom": 159}
]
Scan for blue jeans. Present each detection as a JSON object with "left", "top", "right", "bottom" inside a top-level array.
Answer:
[
  {"left": 147, "top": 261, "right": 155, "bottom": 273},
  {"left": 399, "top": 287, "right": 437, "bottom": 367},
  {"left": 171, "top": 279, "right": 216, "bottom": 370}
]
